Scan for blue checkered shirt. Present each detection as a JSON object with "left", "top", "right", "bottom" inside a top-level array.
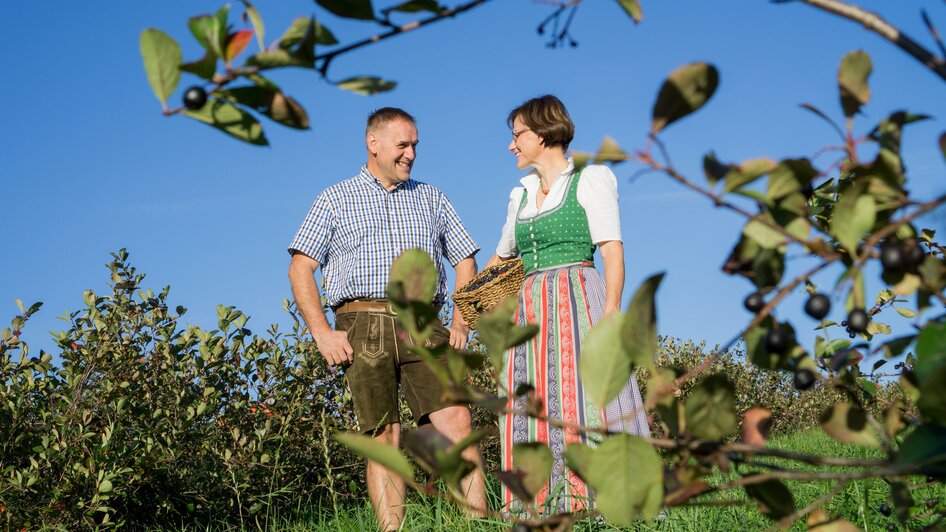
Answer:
[{"left": 288, "top": 166, "right": 479, "bottom": 307}]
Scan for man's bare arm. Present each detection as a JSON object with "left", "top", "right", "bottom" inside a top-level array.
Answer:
[{"left": 288, "top": 253, "right": 353, "bottom": 366}]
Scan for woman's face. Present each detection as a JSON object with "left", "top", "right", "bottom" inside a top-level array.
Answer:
[{"left": 508, "top": 116, "right": 543, "bottom": 170}]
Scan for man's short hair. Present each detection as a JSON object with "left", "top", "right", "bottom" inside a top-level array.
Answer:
[
  {"left": 506, "top": 95, "right": 575, "bottom": 151},
  {"left": 366, "top": 107, "right": 416, "bottom": 134}
]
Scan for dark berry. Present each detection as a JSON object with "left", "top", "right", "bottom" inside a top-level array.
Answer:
[
  {"left": 765, "top": 326, "right": 793, "bottom": 354},
  {"left": 793, "top": 368, "right": 816, "bottom": 390},
  {"left": 880, "top": 240, "right": 905, "bottom": 272},
  {"left": 841, "top": 320, "right": 848, "bottom": 327},
  {"left": 903, "top": 240, "right": 925, "bottom": 267},
  {"left": 887, "top": 524, "right": 895, "bottom": 532},
  {"left": 744, "top": 292, "right": 765, "bottom": 313},
  {"left": 847, "top": 309, "right": 870, "bottom": 333},
  {"left": 804, "top": 293, "right": 831, "bottom": 320},
  {"left": 183, "top": 86, "right": 208, "bottom": 110},
  {"left": 879, "top": 502, "right": 891, "bottom": 516},
  {"left": 849, "top": 331, "right": 856, "bottom": 339}
]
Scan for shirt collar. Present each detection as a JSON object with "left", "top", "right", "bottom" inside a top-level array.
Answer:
[
  {"left": 358, "top": 164, "right": 408, "bottom": 191},
  {"left": 519, "top": 157, "right": 576, "bottom": 190}
]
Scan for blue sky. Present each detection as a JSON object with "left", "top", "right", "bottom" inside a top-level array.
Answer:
[{"left": 2, "top": 0, "right": 944, "bottom": 362}]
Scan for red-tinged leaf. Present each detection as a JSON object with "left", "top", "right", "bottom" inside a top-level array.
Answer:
[
  {"left": 741, "top": 407, "right": 772, "bottom": 446},
  {"left": 225, "top": 29, "right": 254, "bottom": 65}
]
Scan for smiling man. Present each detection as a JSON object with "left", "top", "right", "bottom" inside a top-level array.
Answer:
[{"left": 287, "top": 107, "right": 486, "bottom": 530}]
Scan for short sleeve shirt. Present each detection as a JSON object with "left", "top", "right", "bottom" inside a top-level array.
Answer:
[{"left": 289, "top": 166, "right": 479, "bottom": 307}]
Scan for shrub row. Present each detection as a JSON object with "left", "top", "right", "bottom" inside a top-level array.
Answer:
[{"left": 0, "top": 253, "right": 910, "bottom": 528}]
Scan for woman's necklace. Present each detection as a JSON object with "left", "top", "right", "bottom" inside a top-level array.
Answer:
[{"left": 540, "top": 180, "right": 550, "bottom": 195}]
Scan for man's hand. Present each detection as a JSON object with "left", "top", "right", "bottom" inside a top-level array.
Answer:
[
  {"left": 313, "top": 328, "right": 354, "bottom": 366},
  {"left": 448, "top": 321, "right": 470, "bottom": 350}
]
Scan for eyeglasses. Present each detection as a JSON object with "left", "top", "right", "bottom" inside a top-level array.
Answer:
[{"left": 511, "top": 127, "right": 531, "bottom": 139}]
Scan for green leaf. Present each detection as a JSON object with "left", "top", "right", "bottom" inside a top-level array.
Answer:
[
  {"left": 336, "top": 76, "right": 397, "bottom": 95},
  {"left": 247, "top": 49, "right": 314, "bottom": 70},
  {"left": 180, "top": 50, "right": 218, "bottom": 80},
  {"left": 581, "top": 312, "right": 632, "bottom": 410},
  {"left": 744, "top": 319, "right": 791, "bottom": 370},
  {"left": 830, "top": 182, "right": 875, "bottom": 256},
  {"left": 651, "top": 62, "right": 719, "bottom": 135},
  {"left": 622, "top": 272, "right": 663, "bottom": 373},
  {"left": 404, "top": 426, "right": 475, "bottom": 488},
  {"left": 388, "top": 249, "right": 437, "bottom": 303},
  {"left": 388, "top": 0, "right": 442, "bottom": 13},
  {"left": 767, "top": 158, "right": 817, "bottom": 201},
  {"left": 820, "top": 403, "right": 879, "bottom": 448},
  {"left": 918, "top": 255, "right": 946, "bottom": 293},
  {"left": 703, "top": 152, "right": 730, "bottom": 186},
  {"left": 614, "top": 0, "right": 642, "bottom": 23},
  {"left": 242, "top": 0, "right": 266, "bottom": 51},
  {"left": 745, "top": 479, "right": 794, "bottom": 520},
  {"left": 838, "top": 50, "right": 872, "bottom": 117},
  {"left": 583, "top": 435, "right": 663, "bottom": 524},
  {"left": 593, "top": 136, "right": 629, "bottom": 164},
  {"left": 915, "top": 321, "right": 946, "bottom": 384},
  {"left": 723, "top": 157, "right": 777, "bottom": 193},
  {"left": 217, "top": 86, "right": 310, "bottom": 130},
  {"left": 896, "top": 423, "right": 946, "bottom": 480},
  {"left": 188, "top": 15, "right": 215, "bottom": 51},
  {"left": 335, "top": 432, "right": 414, "bottom": 481},
  {"left": 563, "top": 442, "right": 594, "bottom": 485},
  {"left": 184, "top": 99, "right": 268, "bottom": 146},
  {"left": 139, "top": 29, "right": 182, "bottom": 106},
  {"left": 317, "top": 0, "right": 375, "bottom": 20},
  {"left": 279, "top": 16, "right": 338, "bottom": 48},
  {"left": 512, "top": 443, "right": 552, "bottom": 498},
  {"left": 98, "top": 479, "right": 113, "bottom": 493},
  {"left": 212, "top": 5, "right": 231, "bottom": 57},
  {"left": 477, "top": 298, "right": 539, "bottom": 373},
  {"left": 917, "top": 365, "right": 946, "bottom": 424},
  {"left": 685, "top": 373, "right": 738, "bottom": 440},
  {"left": 743, "top": 213, "right": 785, "bottom": 250},
  {"left": 873, "top": 335, "right": 914, "bottom": 359}
]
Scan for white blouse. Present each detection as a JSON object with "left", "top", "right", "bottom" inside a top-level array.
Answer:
[{"left": 495, "top": 158, "right": 622, "bottom": 259}]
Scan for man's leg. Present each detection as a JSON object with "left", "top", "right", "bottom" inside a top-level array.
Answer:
[
  {"left": 368, "top": 422, "right": 405, "bottom": 531},
  {"left": 428, "top": 405, "right": 487, "bottom": 517}
]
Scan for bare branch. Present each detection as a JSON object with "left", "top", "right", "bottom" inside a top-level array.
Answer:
[{"left": 799, "top": 0, "right": 946, "bottom": 81}]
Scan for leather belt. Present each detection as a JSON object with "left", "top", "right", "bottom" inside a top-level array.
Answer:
[{"left": 333, "top": 299, "right": 395, "bottom": 315}]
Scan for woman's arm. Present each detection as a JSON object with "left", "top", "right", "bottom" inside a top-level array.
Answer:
[
  {"left": 598, "top": 240, "right": 625, "bottom": 316},
  {"left": 484, "top": 253, "right": 517, "bottom": 268}
]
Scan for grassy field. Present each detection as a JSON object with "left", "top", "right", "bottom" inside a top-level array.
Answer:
[{"left": 198, "top": 429, "right": 944, "bottom": 531}]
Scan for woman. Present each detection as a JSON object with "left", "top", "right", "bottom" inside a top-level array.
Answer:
[{"left": 486, "top": 95, "right": 650, "bottom": 514}]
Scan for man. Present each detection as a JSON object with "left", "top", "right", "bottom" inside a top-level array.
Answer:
[{"left": 287, "top": 107, "right": 487, "bottom": 530}]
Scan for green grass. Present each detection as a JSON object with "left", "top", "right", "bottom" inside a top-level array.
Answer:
[{"left": 177, "top": 429, "right": 945, "bottom": 531}]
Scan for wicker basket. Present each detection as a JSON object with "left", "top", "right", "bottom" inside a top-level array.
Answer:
[{"left": 453, "top": 258, "right": 525, "bottom": 329}]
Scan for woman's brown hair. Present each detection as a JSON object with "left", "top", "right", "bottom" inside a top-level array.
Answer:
[{"left": 507, "top": 95, "right": 575, "bottom": 151}]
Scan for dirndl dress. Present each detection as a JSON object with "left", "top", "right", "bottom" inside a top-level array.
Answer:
[{"left": 498, "top": 169, "right": 650, "bottom": 514}]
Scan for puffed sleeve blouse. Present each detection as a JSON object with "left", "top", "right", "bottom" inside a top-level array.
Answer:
[{"left": 495, "top": 158, "right": 621, "bottom": 259}]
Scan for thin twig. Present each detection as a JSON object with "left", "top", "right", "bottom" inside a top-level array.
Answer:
[
  {"left": 776, "top": 480, "right": 850, "bottom": 528},
  {"left": 314, "top": 0, "right": 494, "bottom": 78}
]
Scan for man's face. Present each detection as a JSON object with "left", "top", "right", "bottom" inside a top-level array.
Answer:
[{"left": 367, "top": 118, "right": 418, "bottom": 188}]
